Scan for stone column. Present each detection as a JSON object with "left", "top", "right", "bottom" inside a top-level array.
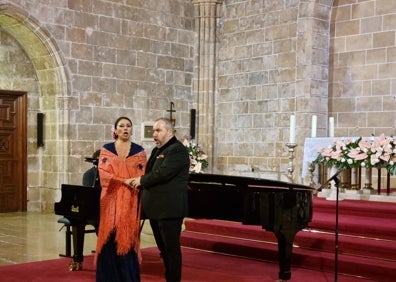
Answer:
[{"left": 192, "top": 0, "right": 223, "bottom": 172}]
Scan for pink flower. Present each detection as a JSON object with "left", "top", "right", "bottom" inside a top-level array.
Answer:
[
  {"left": 314, "top": 134, "right": 396, "bottom": 175},
  {"left": 347, "top": 148, "right": 367, "bottom": 161},
  {"left": 112, "top": 129, "right": 118, "bottom": 139},
  {"left": 183, "top": 139, "right": 190, "bottom": 147},
  {"left": 183, "top": 138, "right": 209, "bottom": 173}
]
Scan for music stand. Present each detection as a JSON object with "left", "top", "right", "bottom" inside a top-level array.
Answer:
[{"left": 84, "top": 157, "right": 98, "bottom": 166}]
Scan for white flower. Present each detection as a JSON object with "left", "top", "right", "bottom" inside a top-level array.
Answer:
[
  {"left": 192, "top": 162, "right": 202, "bottom": 173},
  {"left": 315, "top": 134, "right": 396, "bottom": 175},
  {"left": 183, "top": 139, "right": 190, "bottom": 147},
  {"left": 183, "top": 138, "right": 209, "bottom": 173}
]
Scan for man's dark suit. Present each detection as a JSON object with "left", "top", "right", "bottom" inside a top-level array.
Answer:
[{"left": 140, "top": 136, "right": 190, "bottom": 282}]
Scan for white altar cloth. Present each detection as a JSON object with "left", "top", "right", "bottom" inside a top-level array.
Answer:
[
  {"left": 302, "top": 136, "right": 367, "bottom": 180},
  {"left": 302, "top": 137, "right": 335, "bottom": 180}
]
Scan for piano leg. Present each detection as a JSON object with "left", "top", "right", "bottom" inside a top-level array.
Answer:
[
  {"left": 72, "top": 224, "right": 85, "bottom": 263},
  {"left": 274, "top": 228, "right": 299, "bottom": 281},
  {"left": 67, "top": 221, "right": 86, "bottom": 271}
]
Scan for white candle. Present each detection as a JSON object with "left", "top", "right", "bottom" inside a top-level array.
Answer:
[
  {"left": 311, "top": 115, "right": 317, "bottom": 137},
  {"left": 329, "top": 117, "right": 334, "bottom": 137},
  {"left": 289, "top": 114, "right": 296, "bottom": 143}
]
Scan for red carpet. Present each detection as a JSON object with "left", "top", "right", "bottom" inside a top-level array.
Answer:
[
  {"left": 181, "top": 196, "right": 396, "bottom": 282},
  {"left": 1, "top": 196, "right": 393, "bottom": 281},
  {"left": 0, "top": 247, "right": 367, "bottom": 282}
]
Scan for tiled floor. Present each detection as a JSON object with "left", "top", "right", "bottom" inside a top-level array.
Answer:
[{"left": 0, "top": 212, "right": 156, "bottom": 266}]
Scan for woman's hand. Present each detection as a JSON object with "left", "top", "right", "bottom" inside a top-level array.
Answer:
[
  {"left": 124, "top": 178, "right": 134, "bottom": 186},
  {"left": 131, "top": 177, "right": 141, "bottom": 188},
  {"left": 124, "top": 178, "right": 140, "bottom": 191}
]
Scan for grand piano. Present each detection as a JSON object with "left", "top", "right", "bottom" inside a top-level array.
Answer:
[
  {"left": 187, "top": 173, "right": 314, "bottom": 281},
  {"left": 55, "top": 173, "right": 314, "bottom": 280},
  {"left": 55, "top": 156, "right": 101, "bottom": 224},
  {"left": 54, "top": 184, "right": 100, "bottom": 222},
  {"left": 54, "top": 184, "right": 100, "bottom": 263}
]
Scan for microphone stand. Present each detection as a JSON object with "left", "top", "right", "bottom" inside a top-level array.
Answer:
[
  {"left": 317, "top": 170, "right": 341, "bottom": 282},
  {"left": 331, "top": 173, "right": 341, "bottom": 282}
]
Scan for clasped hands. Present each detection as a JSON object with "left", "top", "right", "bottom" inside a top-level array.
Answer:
[{"left": 124, "top": 177, "right": 141, "bottom": 190}]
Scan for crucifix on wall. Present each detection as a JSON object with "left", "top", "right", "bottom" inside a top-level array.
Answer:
[{"left": 166, "top": 102, "right": 176, "bottom": 126}]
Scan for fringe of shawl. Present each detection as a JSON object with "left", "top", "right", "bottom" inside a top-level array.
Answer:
[{"left": 94, "top": 149, "right": 146, "bottom": 265}]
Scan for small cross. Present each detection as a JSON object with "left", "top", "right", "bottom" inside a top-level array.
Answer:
[{"left": 166, "top": 102, "right": 176, "bottom": 123}]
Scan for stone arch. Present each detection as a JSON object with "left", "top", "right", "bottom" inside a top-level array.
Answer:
[{"left": 0, "top": 4, "right": 70, "bottom": 210}]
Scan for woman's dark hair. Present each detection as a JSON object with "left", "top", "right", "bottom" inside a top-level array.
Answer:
[
  {"left": 113, "top": 116, "right": 133, "bottom": 139},
  {"left": 114, "top": 116, "right": 132, "bottom": 129}
]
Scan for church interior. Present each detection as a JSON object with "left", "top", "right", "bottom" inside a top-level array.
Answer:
[{"left": 1, "top": 0, "right": 396, "bottom": 281}]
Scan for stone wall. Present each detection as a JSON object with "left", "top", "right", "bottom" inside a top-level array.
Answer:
[
  {"left": 0, "top": 0, "right": 195, "bottom": 211},
  {"left": 0, "top": 0, "right": 396, "bottom": 211},
  {"left": 330, "top": 0, "right": 396, "bottom": 137},
  {"left": 215, "top": 1, "right": 334, "bottom": 182},
  {"left": 215, "top": 0, "right": 396, "bottom": 185}
]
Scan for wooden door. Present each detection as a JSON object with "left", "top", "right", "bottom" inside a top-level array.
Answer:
[{"left": 0, "top": 90, "right": 27, "bottom": 212}]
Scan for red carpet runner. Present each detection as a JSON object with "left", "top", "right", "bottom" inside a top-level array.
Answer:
[
  {"left": 1, "top": 196, "right": 394, "bottom": 281},
  {"left": 0, "top": 247, "right": 366, "bottom": 281},
  {"left": 180, "top": 196, "right": 396, "bottom": 281}
]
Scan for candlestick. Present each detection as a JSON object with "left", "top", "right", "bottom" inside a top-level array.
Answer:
[
  {"left": 311, "top": 115, "right": 317, "bottom": 137},
  {"left": 329, "top": 117, "right": 334, "bottom": 137},
  {"left": 289, "top": 115, "right": 296, "bottom": 143},
  {"left": 308, "top": 161, "right": 316, "bottom": 187},
  {"left": 286, "top": 142, "right": 297, "bottom": 182}
]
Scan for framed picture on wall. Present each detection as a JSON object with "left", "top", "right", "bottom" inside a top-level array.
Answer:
[{"left": 141, "top": 122, "right": 154, "bottom": 141}]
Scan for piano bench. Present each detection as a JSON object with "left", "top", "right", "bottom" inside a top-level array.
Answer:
[{"left": 57, "top": 217, "right": 97, "bottom": 258}]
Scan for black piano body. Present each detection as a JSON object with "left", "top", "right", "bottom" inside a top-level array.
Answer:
[
  {"left": 54, "top": 176, "right": 313, "bottom": 280},
  {"left": 54, "top": 184, "right": 100, "bottom": 222},
  {"left": 54, "top": 184, "right": 101, "bottom": 260},
  {"left": 187, "top": 173, "right": 314, "bottom": 281},
  {"left": 55, "top": 156, "right": 101, "bottom": 221}
]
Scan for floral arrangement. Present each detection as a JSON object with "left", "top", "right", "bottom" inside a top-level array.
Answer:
[
  {"left": 314, "top": 133, "right": 396, "bottom": 175},
  {"left": 183, "top": 139, "right": 208, "bottom": 173}
]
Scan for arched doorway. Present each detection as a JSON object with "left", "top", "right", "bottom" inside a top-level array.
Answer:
[{"left": 0, "top": 4, "right": 70, "bottom": 211}]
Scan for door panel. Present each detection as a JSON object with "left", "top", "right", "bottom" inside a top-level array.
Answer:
[{"left": 0, "top": 91, "right": 27, "bottom": 212}]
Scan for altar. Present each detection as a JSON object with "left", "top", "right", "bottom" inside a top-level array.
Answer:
[
  {"left": 302, "top": 136, "right": 396, "bottom": 202},
  {"left": 302, "top": 137, "right": 337, "bottom": 182}
]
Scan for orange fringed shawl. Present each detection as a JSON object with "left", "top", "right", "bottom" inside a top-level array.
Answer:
[{"left": 94, "top": 147, "right": 147, "bottom": 264}]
